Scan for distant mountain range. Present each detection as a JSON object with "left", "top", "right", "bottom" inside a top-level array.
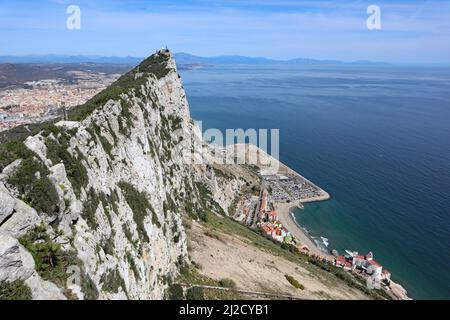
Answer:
[
  {"left": 0, "top": 53, "right": 389, "bottom": 66},
  {"left": 173, "top": 53, "right": 389, "bottom": 66},
  {"left": 0, "top": 63, "right": 132, "bottom": 89},
  {"left": 0, "top": 55, "right": 142, "bottom": 65}
]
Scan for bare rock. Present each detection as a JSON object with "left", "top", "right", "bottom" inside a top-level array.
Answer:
[
  {"left": 24, "top": 135, "right": 51, "bottom": 166},
  {"left": 55, "top": 121, "right": 80, "bottom": 130},
  {"left": 0, "top": 199, "right": 41, "bottom": 238},
  {"left": 0, "top": 159, "right": 22, "bottom": 179},
  {"left": 0, "top": 182, "right": 15, "bottom": 225},
  {"left": 0, "top": 231, "right": 35, "bottom": 282},
  {"left": 25, "top": 274, "right": 67, "bottom": 300}
]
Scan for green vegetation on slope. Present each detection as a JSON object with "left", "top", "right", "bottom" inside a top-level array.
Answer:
[
  {"left": 80, "top": 273, "right": 99, "bottom": 300},
  {"left": 68, "top": 52, "right": 171, "bottom": 121},
  {"left": 0, "top": 125, "right": 87, "bottom": 217},
  {"left": 43, "top": 125, "right": 88, "bottom": 198},
  {"left": 0, "top": 140, "right": 33, "bottom": 171},
  {"left": 19, "top": 225, "right": 100, "bottom": 300},
  {"left": 100, "top": 267, "right": 128, "bottom": 298},
  {"left": 7, "top": 155, "right": 59, "bottom": 216},
  {"left": 118, "top": 181, "right": 158, "bottom": 243},
  {"left": 19, "top": 225, "right": 78, "bottom": 288},
  {"left": 285, "top": 275, "right": 305, "bottom": 290},
  {"left": 174, "top": 264, "right": 243, "bottom": 300},
  {"left": 0, "top": 280, "right": 32, "bottom": 300},
  {"left": 81, "top": 188, "right": 100, "bottom": 230}
]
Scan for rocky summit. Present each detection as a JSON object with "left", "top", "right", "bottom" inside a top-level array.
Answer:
[
  {"left": 0, "top": 50, "right": 246, "bottom": 300},
  {"left": 0, "top": 50, "right": 391, "bottom": 301}
]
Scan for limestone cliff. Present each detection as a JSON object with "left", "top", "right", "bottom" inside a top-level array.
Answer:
[
  {"left": 0, "top": 50, "right": 245, "bottom": 300},
  {"left": 0, "top": 50, "right": 390, "bottom": 301}
]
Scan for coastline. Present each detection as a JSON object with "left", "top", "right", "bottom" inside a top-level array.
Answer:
[
  {"left": 231, "top": 143, "right": 411, "bottom": 299},
  {"left": 230, "top": 143, "right": 332, "bottom": 257},
  {"left": 274, "top": 201, "right": 331, "bottom": 257}
]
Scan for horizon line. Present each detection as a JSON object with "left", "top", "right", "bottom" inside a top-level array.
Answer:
[{"left": 0, "top": 52, "right": 448, "bottom": 67}]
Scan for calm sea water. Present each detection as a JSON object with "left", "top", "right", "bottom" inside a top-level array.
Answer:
[{"left": 179, "top": 64, "right": 450, "bottom": 300}]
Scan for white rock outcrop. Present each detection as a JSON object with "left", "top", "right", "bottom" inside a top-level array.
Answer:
[
  {"left": 0, "top": 199, "right": 41, "bottom": 238},
  {"left": 0, "top": 182, "right": 15, "bottom": 225},
  {"left": 0, "top": 51, "right": 245, "bottom": 300},
  {"left": 0, "top": 231, "right": 35, "bottom": 282}
]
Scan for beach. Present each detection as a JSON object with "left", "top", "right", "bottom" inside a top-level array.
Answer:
[
  {"left": 274, "top": 202, "right": 331, "bottom": 257},
  {"left": 230, "top": 143, "right": 332, "bottom": 256}
]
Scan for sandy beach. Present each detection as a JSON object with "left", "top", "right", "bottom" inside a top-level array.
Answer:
[
  {"left": 229, "top": 143, "right": 332, "bottom": 257},
  {"left": 274, "top": 202, "right": 331, "bottom": 257}
]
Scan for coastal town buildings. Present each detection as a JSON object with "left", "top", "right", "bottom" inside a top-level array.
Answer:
[
  {"left": 259, "top": 221, "right": 292, "bottom": 243},
  {"left": 230, "top": 162, "right": 400, "bottom": 297},
  {"left": 0, "top": 72, "right": 120, "bottom": 132},
  {"left": 334, "top": 251, "right": 391, "bottom": 283}
]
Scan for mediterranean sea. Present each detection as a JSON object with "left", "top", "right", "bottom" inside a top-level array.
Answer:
[{"left": 179, "top": 63, "right": 450, "bottom": 300}]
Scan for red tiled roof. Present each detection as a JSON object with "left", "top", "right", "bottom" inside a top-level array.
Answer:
[
  {"left": 368, "top": 259, "right": 382, "bottom": 267},
  {"left": 300, "top": 245, "right": 310, "bottom": 251}
]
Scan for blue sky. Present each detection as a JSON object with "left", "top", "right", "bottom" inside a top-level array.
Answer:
[{"left": 1, "top": 0, "right": 449, "bottom": 63}]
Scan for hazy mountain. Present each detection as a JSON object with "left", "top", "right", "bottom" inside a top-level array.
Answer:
[
  {"left": 173, "top": 53, "right": 389, "bottom": 65},
  {"left": 0, "top": 55, "right": 142, "bottom": 65},
  {"left": 0, "top": 53, "right": 389, "bottom": 66}
]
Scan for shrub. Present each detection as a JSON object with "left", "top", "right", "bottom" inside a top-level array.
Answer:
[
  {"left": 99, "top": 192, "right": 113, "bottom": 226},
  {"left": 109, "top": 188, "right": 120, "bottom": 215},
  {"left": 126, "top": 252, "right": 141, "bottom": 281},
  {"left": 100, "top": 268, "right": 127, "bottom": 297},
  {"left": 19, "top": 226, "right": 79, "bottom": 288},
  {"left": 186, "top": 287, "right": 204, "bottom": 300},
  {"left": 152, "top": 211, "right": 161, "bottom": 228},
  {"left": 0, "top": 280, "right": 32, "bottom": 300},
  {"left": 167, "top": 283, "right": 184, "bottom": 300},
  {"left": 119, "top": 181, "right": 156, "bottom": 242},
  {"left": 8, "top": 157, "right": 59, "bottom": 215},
  {"left": 81, "top": 188, "right": 99, "bottom": 229},
  {"left": 0, "top": 140, "right": 32, "bottom": 171},
  {"left": 101, "top": 234, "right": 115, "bottom": 256},
  {"left": 81, "top": 274, "right": 99, "bottom": 300},
  {"left": 122, "top": 223, "right": 134, "bottom": 244},
  {"left": 285, "top": 275, "right": 305, "bottom": 290},
  {"left": 213, "top": 167, "right": 234, "bottom": 180},
  {"left": 45, "top": 131, "right": 88, "bottom": 198},
  {"left": 219, "top": 278, "right": 236, "bottom": 289},
  {"left": 92, "top": 123, "right": 114, "bottom": 158},
  {"left": 0, "top": 122, "right": 55, "bottom": 145}
]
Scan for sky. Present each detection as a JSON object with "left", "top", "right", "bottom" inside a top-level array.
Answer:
[{"left": 1, "top": 0, "right": 450, "bottom": 64}]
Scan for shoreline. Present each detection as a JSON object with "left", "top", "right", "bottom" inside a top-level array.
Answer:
[
  {"left": 231, "top": 143, "right": 411, "bottom": 299},
  {"left": 274, "top": 201, "right": 332, "bottom": 257},
  {"left": 230, "top": 143, "right": 332, "bottom": 257}
]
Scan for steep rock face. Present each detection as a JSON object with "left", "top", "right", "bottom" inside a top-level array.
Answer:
[{"left": 0, "top": 51, "right": 244, "bottom": 300}]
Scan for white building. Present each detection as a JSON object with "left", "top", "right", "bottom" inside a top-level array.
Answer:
[{"left": 347, "top": 250, "right": 384, "bottom": 280}]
